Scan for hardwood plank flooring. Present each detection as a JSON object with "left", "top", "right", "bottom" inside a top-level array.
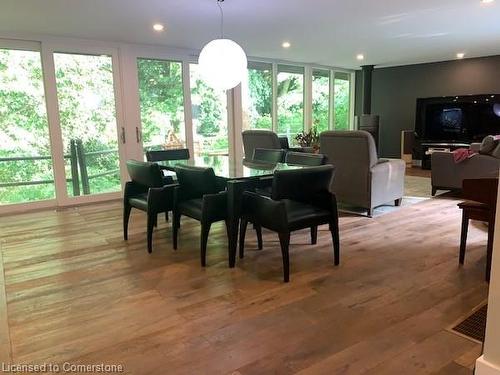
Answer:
[{"left": 0, "top": 194, "right": 489, "bottom": 374}]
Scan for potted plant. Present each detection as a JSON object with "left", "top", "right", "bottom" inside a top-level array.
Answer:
[{"left": 295, "top": 126, "right": 320, "bottom": 152}]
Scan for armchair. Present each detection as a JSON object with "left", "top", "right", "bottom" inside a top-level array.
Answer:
[
  {"left": 240, "top": 165, "right": 340, "bottom": 282},
  {"left": 242, "top": 130, "right": 282, "bottom": 161},
  {"left": 172, "top": 165, "right": 261, "bottom": 267},
  {"left": 124, "top": 160, "right": 176, "bottom": 253},
  {"left": 320, "top": 131, "right": 405, "bottom": 217}
]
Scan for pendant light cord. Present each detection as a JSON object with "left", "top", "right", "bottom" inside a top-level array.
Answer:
[{"left": 217, "top": 0, "right": 224, "bottom": 38}]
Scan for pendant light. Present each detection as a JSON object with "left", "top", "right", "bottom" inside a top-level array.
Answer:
[{"left": 198, "top": 0, "right": 247, "bottom": 91}]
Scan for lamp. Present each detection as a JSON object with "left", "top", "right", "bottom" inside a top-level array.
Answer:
[{"left": 198, "top": 0, "right": 247, "bottom": 91}]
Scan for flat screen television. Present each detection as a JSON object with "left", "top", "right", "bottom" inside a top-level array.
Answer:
[{"left": 415, "top": 94, "right": 500, "bottom": 143}]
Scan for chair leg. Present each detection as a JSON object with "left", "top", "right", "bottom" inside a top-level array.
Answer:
[
  {"left": 200, "top": 222, "right": 212, "bottom": 267},
  {"left": 278, "top": 232, "right": 291, "bottom": 283},
  {"left": 239, "top": 219, "right": 248, "bottom": 259},
  {"left": 395, "top": 198, "right": 402, "bottom": 207},
  {"left": 254, "top": 224, "right": 263, "bottom": 250},
  {"left": 486, "top": 219, "right": 494, "bottom": 282},
  {"left": 153, "top": 214, "right": 158, "bottom": 228},
  {"left": 146, "top": 212, "right": 155, "bottom": 254},
  {"left": 165, "top": 211, "right": 169, "bottom": 222},
  {"left": 367, "top": 208, "right": 373, "bottom": 218},
  {"left": 432, "top": 187, "right": 437, "bottom": 196},
  {"left": 173, "top": 211, "right": 181, "bottom": 250},
  {"left": 310, "top": 226, "right": 318, "bottom": 245},
  {"left": 330, "top": 216, "right": 340, "bottom": 266},
  {"left": 459, "top": 212, "right": 469, "bottom": 265},
  {"left": 123, "top": 202, "right": 132, "bottom": 241}
]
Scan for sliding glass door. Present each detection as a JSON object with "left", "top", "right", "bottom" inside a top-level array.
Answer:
[
  {"left": 0, "top": 46, "right": 55, "bottom": 205},
  {"left": 312, "top": 69, "right": 330, "bottom": 133},
  {"left": 334, "top": 72, "right": 351, "bottom": 130},
  {"left": 241, "top": 62, "right": 273, "bottom": 131},
  {"left": 277, "top": 65, "right": 304, "bottom": 140},
  {"left": 189, "top": 63, "right": 229, "bottom": 163},
  {"left": 137, "top": 58, "right": 186, "bottom": 152},
  {"left": 53, "top": 52, "right": 123, "bottom": 197}
]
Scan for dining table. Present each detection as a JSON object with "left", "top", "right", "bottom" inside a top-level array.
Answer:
[{"left": 161, "top": 155, "right": 303, "bottom": 267}]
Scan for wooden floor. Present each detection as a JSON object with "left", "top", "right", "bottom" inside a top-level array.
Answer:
[{"left": 0, "top": 193, "right": 490, "bottom": 374}]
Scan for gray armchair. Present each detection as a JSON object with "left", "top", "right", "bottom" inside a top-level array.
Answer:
[
  {"left": 242, "top": 130, "right": 281, "bottom": 161},
  {"left": 320, "top": 130, "right": 406, "bottom": 217}
]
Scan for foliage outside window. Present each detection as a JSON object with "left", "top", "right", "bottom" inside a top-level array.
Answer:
[
  {"left": 334, "top": 73, "right": 351, "bottom": 130},
  {"left": 242, "top": 62, "right": 273, "bottom": 130},
  {"left": 137, "top": 59, "right": 185, "bottom": 151},
  {"left": 312, "top": 69, "right": 330, "bottom": 133},
  {"left": 189, "top": 64, "right": 228, "bottom": 158},
  {"left": 277, "top": 65, "right": 304, "bottom": 140},
  {"left": 54, "top": 53, "right": 121, "bottom": 196},
  {"left": 0, "top": 49, "right": 55, "bottom": 204}
]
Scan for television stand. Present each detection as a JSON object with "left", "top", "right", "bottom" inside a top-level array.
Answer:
[{"left": 420, "top": 142, "right": 470, "bottom": 170}]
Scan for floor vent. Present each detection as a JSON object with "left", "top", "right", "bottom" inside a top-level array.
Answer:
[{"left": 450, "top": 304, "right": 488, "bottom": 343}]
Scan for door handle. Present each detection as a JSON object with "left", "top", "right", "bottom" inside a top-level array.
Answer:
[
  {"left": 135, "top": 127, "right": 141, "bottom": 143},
  {"left": 120, "top": 127, "right": 126, "bottom": 144}
]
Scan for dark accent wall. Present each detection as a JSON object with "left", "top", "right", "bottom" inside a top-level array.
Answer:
[{"left": 355, "top": 55, "right": 500, "bottom": 157}]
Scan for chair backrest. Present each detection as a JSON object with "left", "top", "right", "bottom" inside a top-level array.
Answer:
[
  {"left": 463, "top": 178, "right": 499, "bottom": 209},
  {"left": 319, "top": 130, "right": 378, "bottom": 202},
  {"left": 174, "top": 165, "right": 219, "bottom": 198},
  {"left": 279, "top": 136, "right": 290, "bottom": 149},
  {"left": 242, "top": 130, "right": 281, "bottom": 160},
  {"left": 145, "top": 148, "right": 190, "bottom": 162},
  {"left": 272, "top": 165, "right": 335, "bottom": 203},
  {"left": 126, "top": 160, "right": 164, "bottom": 188},
  {"left": 285, "top": 151, "right": 325, "bottom": 166},
  {"left": 253, "top": 148, "right": 285, "bottom": 163}
]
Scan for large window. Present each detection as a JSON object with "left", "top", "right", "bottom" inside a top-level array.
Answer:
[
  {"left": 189, "top": 64, "right": 228, "bottom": 159},
  {"left": 312, "top": 69, "right": 330, "bottom": 133},
  {"left": 54, "top": 53, "right": 121, "bottom": 196},
  {"left": 241, "top": 62, "right": 273, "bottom": 131},
  {"left": 137, "top": 58, "right": 185, "bottom": 151},
  {"left": 0, "top": 48, "right": 54, "bottom": 205},
  {"left": 277, "top": 65, "right": 304, "bottom": 139},
  {"left": 334, "top": 72, "right": 351, "bottom": 130}
]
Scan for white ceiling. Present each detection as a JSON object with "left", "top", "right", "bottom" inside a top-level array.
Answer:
[{"left": 1, "top": 0, "right": 500, "bottom": 69}]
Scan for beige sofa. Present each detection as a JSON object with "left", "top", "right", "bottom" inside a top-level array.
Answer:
[
  {"left": 431, "top": 143, "right": 500, "bottom": 195},
  {"left": 320, "top": 131, "right": 406, "bottom": 217}
]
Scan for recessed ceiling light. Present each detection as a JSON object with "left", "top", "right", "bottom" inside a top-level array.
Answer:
[
  {"left": 282, "top": 41, "right": 291, "bottom": 48},
  {"left": 481, "top": 0, "right": 494, "bottom": 4},
  {"left": 456, "top": 52, "right": 465, "bottom": 59},
  {"left": 153, "top": 23, "right": 164, "bottom": 32},
  {"left": 356, "top": 54, "right": 365, "bottom": 61}
]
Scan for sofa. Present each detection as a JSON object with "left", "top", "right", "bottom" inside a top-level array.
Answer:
[
  {"left": 431, "top": 138, "right": 500, "bottom": 195},
  {"left": 320, "top": 130, "right": 406, "bottom": 217}
]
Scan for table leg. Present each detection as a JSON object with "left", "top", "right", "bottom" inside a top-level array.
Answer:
[{"left": 227, "top": 180, "right": 246, "bottom": 268}]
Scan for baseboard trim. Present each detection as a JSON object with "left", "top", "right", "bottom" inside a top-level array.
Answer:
[{"left": 476, "top": 356, "right": 500, "bottom": 375}]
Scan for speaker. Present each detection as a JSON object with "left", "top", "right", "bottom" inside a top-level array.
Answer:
[
  {"left": 357, "top": 114, "right": 380, "bottom": 148},
  {"left": 401, "top": 130, "right": 415, "bottom": 166}
]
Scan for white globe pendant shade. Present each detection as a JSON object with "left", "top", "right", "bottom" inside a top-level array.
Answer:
[{"left": 198, "top": 38, "right": 247, "bottom": 91}]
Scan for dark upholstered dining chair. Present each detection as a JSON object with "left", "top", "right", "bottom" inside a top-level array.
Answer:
[
  {"left": 253, "top": 148, "right": 286, "bottom": 163},
  {"left": 124, "top": 160, "right": 176, "bottom": 253},
  {"left": 239, "top": 165, "right": 340, "bottom": 282},
  {"left": 172, "top": 165, "right": 262, "bottom": 267},
  {"left": 458, "top": 178, "right": 498, "bottom": 281},
  {"left": 145, "top": 148, "right": 190, "bottom": 163}
]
